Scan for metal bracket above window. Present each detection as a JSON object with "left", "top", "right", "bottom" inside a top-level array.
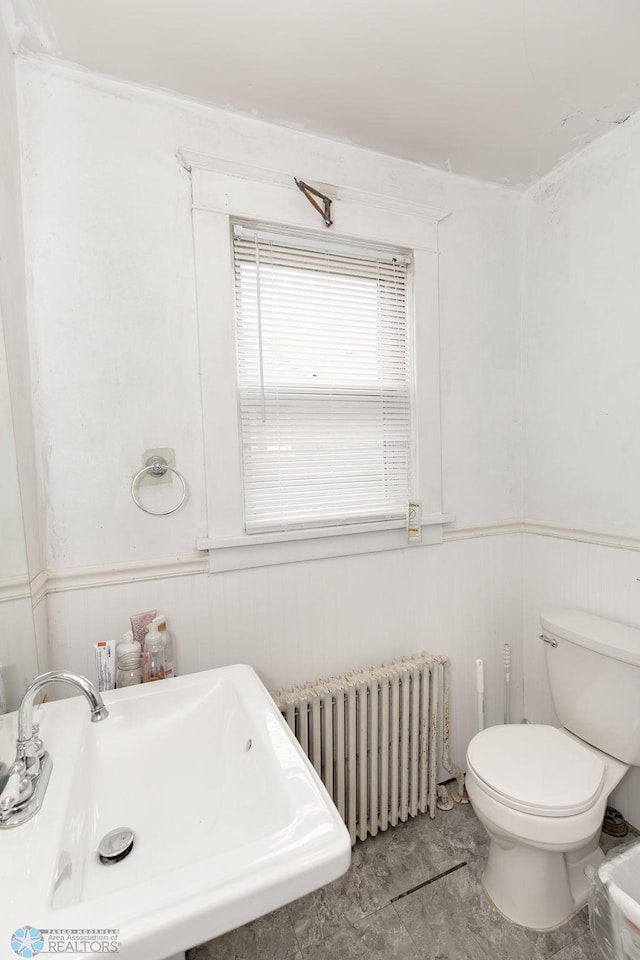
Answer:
[{"left": 294, "top": 178, "right": 333, "bottom": 228}]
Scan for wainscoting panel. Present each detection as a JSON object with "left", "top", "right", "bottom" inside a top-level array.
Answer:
[
  {"left": 0, "top": 596, "right": 39, "bottom": 711},
  {"left": 45, "top": 534, "right": 523, "bottom": 772}
]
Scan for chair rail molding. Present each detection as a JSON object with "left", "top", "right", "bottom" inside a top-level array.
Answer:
[{"left": 20, "top": 517, "right": 640, "bottom": 602}]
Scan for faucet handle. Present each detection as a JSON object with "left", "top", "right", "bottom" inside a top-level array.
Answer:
[
  {"left": 19, "top": 738, "right": 44, "bottom": 780},
  {"left": 0, "top": 762, "right": 34, "bottom": 820},
  {"left": 4, "top": 670, "right": 107, "bottom": 828},
  {"left": 30, "top": 724, "right": 46, "bottom": 760},
  {"left": 0, "top": 793, "right": 16, "bottom": 819},
  {"left": 9, "top": 758, "right": 33, "bottom": 786}
]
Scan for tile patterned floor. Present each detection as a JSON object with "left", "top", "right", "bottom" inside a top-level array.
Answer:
[{"left": 187, "top": 803, "right": 632, "bottom": 960}]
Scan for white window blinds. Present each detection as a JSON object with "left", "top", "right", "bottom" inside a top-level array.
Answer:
[{"left": 233, "top": 224, "right": 413, "bottom": 534}]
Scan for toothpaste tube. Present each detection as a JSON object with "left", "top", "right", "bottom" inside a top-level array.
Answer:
[{"left": 94, "top": 641, "right": 115, "bottom": 692}]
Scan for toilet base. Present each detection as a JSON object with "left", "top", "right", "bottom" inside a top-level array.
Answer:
[{"left": 482, "top": 836, "right": 604, "bottom": 930}]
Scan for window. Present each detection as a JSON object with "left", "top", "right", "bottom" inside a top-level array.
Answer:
[
  {"left": 185, "top": 152, "right": 449, "bottom": 571},
  {"left": 233, "top": 224, "right": 413, "bottom": 534}
]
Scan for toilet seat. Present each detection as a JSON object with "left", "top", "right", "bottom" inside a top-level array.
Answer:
[{"left": 467, "top": 725, "right": 606, "bottom": 817}]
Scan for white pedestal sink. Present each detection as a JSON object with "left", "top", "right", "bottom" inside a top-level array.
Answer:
[{"left": 0, "top": 665, "right": 351, "bottom": 959}]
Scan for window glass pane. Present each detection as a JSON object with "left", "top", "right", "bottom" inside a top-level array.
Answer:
[{"left": 233, "top": 227, "right": 413, "bottom": 533}]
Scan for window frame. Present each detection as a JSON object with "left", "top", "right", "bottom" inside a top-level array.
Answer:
[{"left": 184, "top": 153, "right": 452, "bottom": 571}]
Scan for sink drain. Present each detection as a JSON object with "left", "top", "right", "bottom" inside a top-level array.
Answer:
[{"left": 98, "top": 828, "right": 134, "bottom": 864}]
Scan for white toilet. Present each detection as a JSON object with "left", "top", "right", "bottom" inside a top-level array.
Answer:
[{"left": 466, "top": 608, "right": 640, "bottom": 931}]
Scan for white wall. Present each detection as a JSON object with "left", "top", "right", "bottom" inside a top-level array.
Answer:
[
  {"left": 523, "top": 113, "right": 640, "bottom": 825},
  {"left": 0, "top": 23, "right": 42, "bottom": 583},
  {"left": 0, "top": 21, "right": 42, "bottom": 706},
  {"left": 524, "top": 112, "right": 640, "bottom": 534},
  {"left": 15, "top": 59, "right": 525, "bottom": 768},
  {"left": 9, "top": 31, "right": 640, "bottom": 823},
  {"left": 18, "top": 61, "right": 523, "bottom": 572},
  {"left": 0, "top": 310, "right": 28, "bottom": 583}
]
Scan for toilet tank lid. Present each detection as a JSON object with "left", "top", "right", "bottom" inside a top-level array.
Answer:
[{"left": 541, "top": 609, "right": 640, "bottom": 667}]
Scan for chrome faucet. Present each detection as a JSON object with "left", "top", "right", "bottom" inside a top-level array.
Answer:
[{"left": 0, "top": 671, "right": 109, "bottom": 828}]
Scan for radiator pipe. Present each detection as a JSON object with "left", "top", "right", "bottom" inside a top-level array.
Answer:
[{"left": 438, "top": 658, "right": 468, "bottom": 804}]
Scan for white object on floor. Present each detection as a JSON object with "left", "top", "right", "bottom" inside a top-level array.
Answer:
[
  {"left": 466, "top": 609, "right": 640, "bottom": 931},
  {"left": 591, "top": 836, "right": 640, "bottom": 960}
]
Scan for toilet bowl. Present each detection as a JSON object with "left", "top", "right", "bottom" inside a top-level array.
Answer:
[
  {"left": 466, "top": 724, "right": 628, "bottom": 929},
  {"left": 466, "top": 609, "right": 640, "bottom": 931}
]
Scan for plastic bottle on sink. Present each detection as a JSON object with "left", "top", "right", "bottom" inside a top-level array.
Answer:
[
  {"left": 147, "top": 615, "right": 175, "bottom": 679},
  {"left": 115, "top": 630, "right": 142, "bottom": 688},
  {"left": 143, "top": 621, "right": 165, "bottom": 682}
]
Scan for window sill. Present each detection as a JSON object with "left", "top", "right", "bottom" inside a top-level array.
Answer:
[{"left": 196, "top": 513, "right": 455, "bottom": 572}]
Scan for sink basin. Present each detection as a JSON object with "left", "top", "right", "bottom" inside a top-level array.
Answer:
[{"left": 0, "top": 665, "right": 351, "bottom": 959}]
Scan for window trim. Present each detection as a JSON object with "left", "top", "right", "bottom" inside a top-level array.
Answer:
[{"left": 183, "top": 152, "right": 453, "bottom": 571}]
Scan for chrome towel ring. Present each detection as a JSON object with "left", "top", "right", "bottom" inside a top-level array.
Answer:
[{"left": 131, "top": 457, "right": 187, "bottom": 516}]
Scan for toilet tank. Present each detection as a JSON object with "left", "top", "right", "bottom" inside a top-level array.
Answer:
[{"left": 541, "top": 609, "right": 640, "bottom": 765}]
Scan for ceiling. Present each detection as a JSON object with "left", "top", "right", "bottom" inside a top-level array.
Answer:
[{"left": 7, "top": 0, "right": 640, "bottom": 186}]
